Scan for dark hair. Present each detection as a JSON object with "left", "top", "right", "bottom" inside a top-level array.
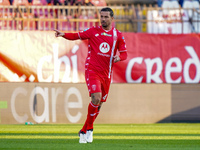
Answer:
[{"left": 100, "top": 7, "right": 114, "bottom": 17}]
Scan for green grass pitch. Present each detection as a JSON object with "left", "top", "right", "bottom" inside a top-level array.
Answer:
[{"left": 0, "top": 124, "right": 200, "bottom": 150}]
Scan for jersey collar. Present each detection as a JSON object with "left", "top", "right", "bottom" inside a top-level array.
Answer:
[{"left": 101, "top": 26, "right": 113, "bottom": 32}]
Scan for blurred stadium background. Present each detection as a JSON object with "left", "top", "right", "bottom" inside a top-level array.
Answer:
[
  {"left": 1, "top": 0, "right": 200, "bottom": 33},
  {"left": 0, "top": 0, "right": 200, "bottom": 125}
]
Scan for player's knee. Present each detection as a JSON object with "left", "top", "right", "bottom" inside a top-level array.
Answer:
[
  {"left": 91, "top": 93, "right": 101, "bottom": 105},
  {"left": 92, "top": 97, "right": 100, "bottom": 105}
]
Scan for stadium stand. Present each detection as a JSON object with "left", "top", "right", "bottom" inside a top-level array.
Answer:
[
  {"left": 105, "top": 0, "right": 157, "bottom": 5},
  {"left": 0, "top": 0, "right": 10, "bottom": 5},
  {"left": 182, "top": 0, "right": 200, "bottom": 33},
  {"left": 0, "top": 0, "right": 200, "bottom": 33},
  {"left": 91, "top": 0, "right": 106, "bottom": 6},
  {"left": 13, "top": 0, "right": 29, "bottom": 6},
  {"left": 31, "top": 0, "right": 47, "bottom": 5}
]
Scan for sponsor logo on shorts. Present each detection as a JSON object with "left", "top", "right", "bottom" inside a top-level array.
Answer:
[{"left": 92, "top": 84, "right": 96, "bottom": 91}]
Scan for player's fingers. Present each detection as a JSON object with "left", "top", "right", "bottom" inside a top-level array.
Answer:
[
  {"left": 53, "top": 29, "right": 59, "bottom": 32},
  {"left": 114, "top": 56, "right": 120, "bottom": 63},
  {"left": 113, "top": 58, "right": 117, "bottom": 63},
  {"left": 114, "top": 55, "right": 119, "bottom": 59}
]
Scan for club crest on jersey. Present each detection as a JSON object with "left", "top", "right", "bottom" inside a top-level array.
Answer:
[
  {"left": 99, "top": 42, "right": 110, "bottom": 53},
  {"left": 101, "top": 32, "right": 112, "bottom": 37}
]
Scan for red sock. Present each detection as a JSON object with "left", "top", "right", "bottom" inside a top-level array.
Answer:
[
  {"left": 94, "top": 110, "right": 100, "bottom": 120},
  {"left": 81, "top": 102, "right": 99, "bottom": 133}
]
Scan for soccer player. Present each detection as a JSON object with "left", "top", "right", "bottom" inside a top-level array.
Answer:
[{"left": 54, "top": 7, "right": 127, "bottom": 143}]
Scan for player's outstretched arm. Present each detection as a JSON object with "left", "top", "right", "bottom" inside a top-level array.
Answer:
[
  {"left": 53, "top": 29, "right": 65, "bottom": 37},
  {"left": 53, "top": 29, "right": 80, "bottom": 40}
]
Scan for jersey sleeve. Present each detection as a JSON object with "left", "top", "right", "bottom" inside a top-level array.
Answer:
[
  {"left": 78, "top": 27, "right": 94, "bottom": 40},
  {"left": 63, "top": 33, "right": 80, "bottom": 40},
  {"left": 119, "top": 51, "right": 127, "bottom": 61},
  {"left": 117, "top": 33, "right": 127, "bottom": 52},
  {"left": 117, "top": 32, "right": 127, "bottom": 61}
]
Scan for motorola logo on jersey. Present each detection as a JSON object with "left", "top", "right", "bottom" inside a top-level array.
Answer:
[{"left": 99, "top": 42, "right": 110, "bottom": 53}]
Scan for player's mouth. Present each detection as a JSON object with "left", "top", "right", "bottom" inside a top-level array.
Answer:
[{"left": 101, "top": 21, "right": 106, "bottom": 24}]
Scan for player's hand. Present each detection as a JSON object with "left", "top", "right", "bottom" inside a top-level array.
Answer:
[
  {"left": 113, "top": 55, "right": 121, "bottom": 63},
  {"left": 53, "top": 29, "right": 65, "bottom": 37}
]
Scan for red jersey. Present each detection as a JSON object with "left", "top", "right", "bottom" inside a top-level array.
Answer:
[{"left": 78, "top": 26, "right": 127, "bottom": 78}]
